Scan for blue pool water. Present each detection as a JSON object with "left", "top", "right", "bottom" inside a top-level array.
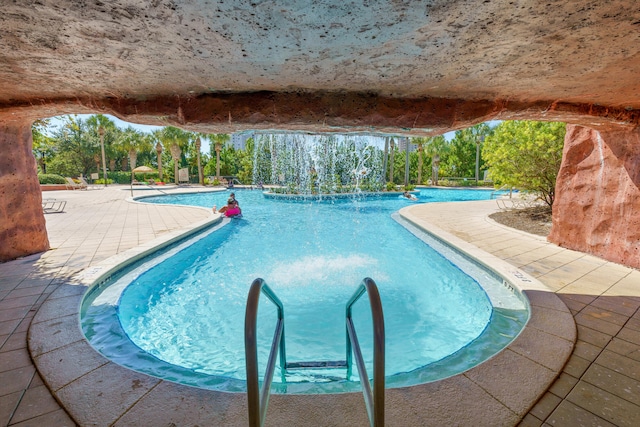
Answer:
[{"left": 82, "top": 188, "right": 527, "bottom": 393}]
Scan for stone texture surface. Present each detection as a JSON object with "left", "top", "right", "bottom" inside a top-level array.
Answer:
[
  {"left": 1, "top": 1, "right": 640, "bottom": 133},
  {"left": 549, "top": 125, "right": 640, "bottom": 269},
  {"left": 0, "top": 119, "right": 49, "bottom": 261}
]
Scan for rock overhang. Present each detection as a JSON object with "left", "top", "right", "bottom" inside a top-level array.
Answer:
[{"left": 2, "top": 0, "right": 640, "bottom": 134}]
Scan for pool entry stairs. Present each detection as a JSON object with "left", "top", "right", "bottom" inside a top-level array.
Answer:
[{"left": 244, "top": 277, "right": 385, "bottom": 427}]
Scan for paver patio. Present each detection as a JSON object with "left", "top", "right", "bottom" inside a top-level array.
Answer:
[{"left": 0, "top": 186, "right": 638, "bottom": 426}]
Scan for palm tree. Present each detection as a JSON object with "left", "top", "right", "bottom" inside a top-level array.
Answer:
[
  {"left": 423, "top": 135, "right": 448, "bottom": 185},
  {"left": 195, "top": 137, "right": 203, "bottom": 185},
  {"left": 469, "top": 123, "right": 491, "bottom": 183},
  {"left": 32, "top": 119, "right": 54, "bottom": 173},
  {"left": 193, "top": 132, "right": 216, "bottom": 185},
  {"left": 118, "top": 127, "right": 144, "bottom": 171},
  {"left": 155, "top": 141, "right": 164, "bottom": 181},
  {"left": 207, "top": 134, "right": 231, "bottom": 180},
  {"left": 411, "top": 137, "right": 427, "bottom": 185},
  {"left": 155, "top": 127, "right": 193, "bottom": 183},
  {"left": 382, "top": 137, "right": 389, "bottom": 184},
  {"left": 150, "top": 130, "right": 164, "bottom": 180},
  {"left": 86, "top": 115, "right": 117, "bottom": 184},
  {"left": 170, "top": 143, "right": 181, "bottom": 184},
  {"left": 388, "top": 138, "right": 395, "bottom": 183},
  {"left": 403, "top": 137, "right": 410, "bottom": 186}
]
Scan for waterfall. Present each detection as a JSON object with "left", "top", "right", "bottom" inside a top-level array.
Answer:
[{"left": 252, "top": 133, "right": 385, "bottom": 194}]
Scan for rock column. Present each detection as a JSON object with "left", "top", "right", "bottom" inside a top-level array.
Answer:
[
  {"left": 549, "top": 124, "right": 640, "bottom": 269},
  {"left": 0, "top": 119, "right": 49, "bottom": 261}
]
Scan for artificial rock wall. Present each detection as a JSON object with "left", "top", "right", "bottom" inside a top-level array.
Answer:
[
  {"left": 0, "top": 120, "right": 49, "bottom": 261},
  {"left": 549, "top": 125, "right": 640, "bottom": 269}
]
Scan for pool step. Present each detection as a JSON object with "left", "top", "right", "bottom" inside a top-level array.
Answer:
[{"left": 285, "top": 360, "right": 348, "bottom": 370}]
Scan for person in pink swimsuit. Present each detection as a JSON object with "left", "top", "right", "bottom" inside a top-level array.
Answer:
[{"left": 213, "top": 193, "right": 241, "bottom": 217}]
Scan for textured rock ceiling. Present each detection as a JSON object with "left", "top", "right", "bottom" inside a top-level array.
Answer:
[{"left": 2, "top": 0, "right": 640, "bottom": 134}]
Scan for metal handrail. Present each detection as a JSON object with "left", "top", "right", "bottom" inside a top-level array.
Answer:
[
  {"left": 346, "top": 277, "right": 385, "bottom": 427},
  {"left": 244, "top": 278, "right": 287, "bottom": 427}
]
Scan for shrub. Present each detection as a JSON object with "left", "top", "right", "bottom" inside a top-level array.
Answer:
[
  {"left": 132, "top": 173, "right": 160, "bottom": 183},
  {"left": 205, "top": 177, "right": 221, "bottom": 186},
  {"left": 38, "top": 174, "right": 66, "bottom": 184},
  {"left": 94, "top": 178, "right": 114, "bottom": 184},
  {"left": 107, "top": 171, "right": 135, "bottom": 184},
  {"left": 433, "top": 179, "right": 492, "bottom": 188}
]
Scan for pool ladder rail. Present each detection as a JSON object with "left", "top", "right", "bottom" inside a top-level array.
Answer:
[{"left": 244, "top": 277, "right": 385, "bottom": 427}]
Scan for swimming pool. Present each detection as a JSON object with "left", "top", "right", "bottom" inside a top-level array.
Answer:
[{"left": 81, "top": 188, "right": 528, "bottom": 394}]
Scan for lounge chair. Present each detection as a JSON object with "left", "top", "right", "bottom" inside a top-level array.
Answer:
[
  {"left": 65, "top": 177, "right": 87, "bottom": 190},
  {"left": 79, "top": 176, "right": 101, "bottom": 190},
  {"left": 496, "top": 191, "right": 542, "bottom": 210},
  {"left": 42, "top": 198, "right": 66, "bottom": 213}
]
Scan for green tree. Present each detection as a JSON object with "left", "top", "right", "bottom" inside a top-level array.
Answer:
[
  {"left": 155, "top": 127, "right": 193, "bottom": 182},
  {"left": 236, "top": 137, "right": 254, "bottom": 184},
  {"left": 32, "top": 119, "right": 56, "bottom": 174},
  {"left": 206, "top": 134, "right": 231, "bottom": 179},
  {"left": 251, "top": 136, "right": 272, "bottom": 185},
  {"left": 180, "top": 132, "right": 205, "bottom": 182},
  {"left": 384, "top": 137, "right": 410, "bottom": 185},
  {"left": 48, "top": 116, "right": 102, "bottom": 177},
  {"left": 117, "top": 127, "right": 148, "bottom": 171},
  {"left": 150, "top": 129, "right": 168, "bottom": 180},
  {"left": 445, "top": 123, "right": 491, "bottom": 179},
  {"left": 86, "top": 114, "right": 118, "bottom": 177},
  {"left": 137, "top": 133, "right": 158, "bottom": 169},
  {"left": 482, "top": 121, "right": 565, "bottom": 206},
  {"left": 423, "top": 135, "right": 448, "bottom": 185},
  {"left": 219, "top": 144, "right": 239, "bottom": 177},
  {"left": 410, "top": 137, "right": 429, "bottom": 184}
]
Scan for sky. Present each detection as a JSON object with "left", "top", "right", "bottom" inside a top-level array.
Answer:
[
  {"left": 46, "top": 114, "right": 501, "bottom": 148},
  {"left": 47, "top": 114, "right": 163, "bottom": 134},
  {"left": 46, "top": 114, "right": 212, "bottom": 152}
]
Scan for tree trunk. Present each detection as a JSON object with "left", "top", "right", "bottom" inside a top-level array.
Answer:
[
  {"left": 195, "top": 138, "right": 203, "bottom": 185},
  {"left": 417, "top": 146, "right": 423, "bottom": 184},
  {"left": 388, "top": 139, "right": 395, "bottom": 183},
  {"left": 156, "top": 143, "right": 163, "bottom": 181},
  {"left": 382, "top": 137, "right": 389, "bottom": 184},
  {"left": 170, "top": 143, "right": 181, "bottom": 184},
  {"left": 404, "top": 138, "right": 410, "bottom": 186},
  {"left": 215, "top": 143, "right": 221, "bottom": 179},
  {"left": 129, "top": 149, "right": 137, "bottom": 172}
]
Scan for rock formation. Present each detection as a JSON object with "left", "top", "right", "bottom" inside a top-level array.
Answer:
[
  {"left": 550, "top": 125, "right": 640, "bottom": 269},
  {"left": 0, "top": 118, "right": 49, "bottom": 261}
]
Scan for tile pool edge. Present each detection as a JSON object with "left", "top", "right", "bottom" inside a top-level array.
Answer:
[
  {"left": 27, "top": 202, "right": 577, "bottom": 426},
  {"left": 397, "top": 208, "right": 545, "bottom": 303}
]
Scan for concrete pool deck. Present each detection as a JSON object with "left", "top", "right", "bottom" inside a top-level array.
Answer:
[{"left": 0, "top": 185, "right": 638, "bottom": 426}]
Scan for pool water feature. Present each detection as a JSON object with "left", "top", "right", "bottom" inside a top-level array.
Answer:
[
  {"left": 81, "top": 188, "right": 528, "bottom": 394},
  {"left": 252, "top": 133, "right": 386, "bottom": 194}
]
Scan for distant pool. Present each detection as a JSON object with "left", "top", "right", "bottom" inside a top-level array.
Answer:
[{"left": 81, "top": 188, "right": 528, "bottom": 393}]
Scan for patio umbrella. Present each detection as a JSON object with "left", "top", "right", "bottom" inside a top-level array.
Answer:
[
  {"left": 132, "top": 165, "right": 155, "bottom": 175},
  {"left": 131, "top": 165, "right": 157, "bottom": 196}
]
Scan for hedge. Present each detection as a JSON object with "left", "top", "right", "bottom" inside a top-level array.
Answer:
[{"left": 38, "top": 174, "right": 67, "bottom": 184}]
